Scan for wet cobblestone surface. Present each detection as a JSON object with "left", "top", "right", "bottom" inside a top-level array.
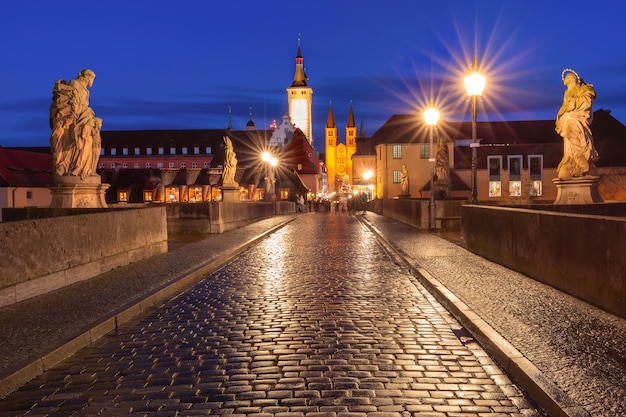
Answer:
[
  {"left": 362, "top": 213, "right": 626, "bottom": 417},
  {"left": 0, "top": 213, "right": 540, "bottom": 416}
]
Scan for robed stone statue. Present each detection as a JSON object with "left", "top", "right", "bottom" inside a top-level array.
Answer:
[
  {"left": 48, "top": 69, "right": 108, "bottom": 208},
  {"left": 50, "top": 69, "right": 102, "bottom": 178},
  {"left": 555, "top": 68, "right": 598, "bottom": 179},
  {"left": 221, "top": 136, "right": 238, "bottom": 187}
]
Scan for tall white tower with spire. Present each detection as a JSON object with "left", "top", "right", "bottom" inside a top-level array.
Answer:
[{"left": 287, "top": 35, "right": 314, "bottom": 147}]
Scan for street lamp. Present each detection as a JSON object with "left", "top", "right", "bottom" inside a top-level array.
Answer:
[
  {"left": 464, "top": 57, "right": 486, "bottom": 204},
  {"left": 424, "top": 105, "right": 439, "bottom": 230},
  {"left": 261, "top": 151, "right": 278, "bottom": 201}
]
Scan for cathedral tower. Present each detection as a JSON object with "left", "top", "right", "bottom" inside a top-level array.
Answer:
[
  {"left": 345, "top": 101, "right": 357, "bottom": 186},
  {"left": 287, "top": 37, "right": 314, "bottom": 147},
  {"left": 325, "top": 101, "right": 337, "bottom": 193}
]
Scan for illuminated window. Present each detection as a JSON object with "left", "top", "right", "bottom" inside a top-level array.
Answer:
[
  {"left": 146, "top": 163, "right": 152, "bottom": 169},
  {"left": 157, "top": 162, "right": 163, "bottom": 168},
  {"left": 508, "top": 155, "right": 522, "bottom": 197},
  {"left": 122, "top": 163, "right": 128, "bottom": 169},
  {"left": 169, "top": 162, "right": 175, "bottom": 168},
  {"left": 420, "top": 144, "right": 429, "bottom": 159},
  {"left": 143, "top": 191, "right": 153, "bottom": 202},
  {"left": 488, "top": 156, "right": 502, "bottom": 197},
  {"left": 111, "top": 148, "right": 117, "bottom": 156},
  {"left": 182, "top": 147, "right": 188, "bottom": 155},
  {"left": 100, "top": 149, "right": 104, "bottom": 156},
  {"left": 194, "top": 147, "right": 200, "bottom": 154},
  {"left": 170, "top": 147, "right": 176, "bottom": 155},
  {"left": 123, "top": 148, "right": 128, "bottom": 155},
  {"left": 158, "top": 147, "right": 164, "bottom": 155},
  {"left": 192, "top": 162, "right": 198, "bottom": 168},
  {"left": 133, "top": 162, "right": 139, "bottom": 169},
  {"left": 189, "top": 187, "right": 202, "bottom": 202},
  {"left": 118, "top": 191, "right": 128, "bottom": 202},
  {"left": 205, "top": 146, "right": 212, "bottom": 154},
  {"left": 167, "top": 187, "right": 179, "bottom": 203},
  {"left": 204, "top": 162, "right": 210, "bottom": 168},
  {"left": 146, "top": 148, "right": 152, "bottom": 155},
  {"left": 529, "top": 155, "right": 543, "bottom": 196},
  {"left": 393, "top": 170, "right": 401, "bottom": 183},
  {"left": 392, "top": 145, "right": 402, "bottom": 159}
]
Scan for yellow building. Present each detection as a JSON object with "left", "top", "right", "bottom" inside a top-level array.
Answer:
[{"left": 324, "top": 102, "right": 357, "bottom": 194}]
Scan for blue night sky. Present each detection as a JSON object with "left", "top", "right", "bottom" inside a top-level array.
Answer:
[{"left": 1, "top": 0, "right": 625, "bottom": 151}]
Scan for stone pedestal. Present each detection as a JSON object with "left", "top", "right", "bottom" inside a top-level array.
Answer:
[
  {"left": 221, "top": 186, "right": 241, "bottom": 203},
  {"left": 49, "top": 176, "right": 109, "bottom": 208},
  {"left": 553, "top": 176, "right": 603, "bottom": 205}
]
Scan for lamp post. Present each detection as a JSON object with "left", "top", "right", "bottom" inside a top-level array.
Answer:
[
  {"left": 261, "top": 151, "right": 278, "bottom": 201},
  {"left": 464, "top": 57, "right": 486, "bottom": 204},
  {"left": 424, "top": 105, "right": 439, "bottom": 230}
]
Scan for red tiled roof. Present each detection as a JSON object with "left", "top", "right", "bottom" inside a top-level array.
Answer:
[
  {"left": 0, "top": 148, "right": 54, "bottom": 186},
  {"left": 279, "top": 128, "right": 322, "bottom": 175}
]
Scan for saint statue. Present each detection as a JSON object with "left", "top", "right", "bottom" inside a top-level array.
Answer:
[
  {"left": 555, "top": 68, "right": 598, "bottom": 179},
  {"left": 49, "top": 69, "right": 102, "bottom": 179},
  {"left": 221, "top": 136, "right": 238, "bottom": 187},
  {"left": 400, "top": 164, "right": 409, "bottom": 195},
  {"left": 434, "top": 134, "right": 451, "bottom": 198}
]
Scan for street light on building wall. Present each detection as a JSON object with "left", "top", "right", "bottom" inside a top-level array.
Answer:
[
  {"left": 424, "top": 105, "right": 439, "bottom": 230},
  {"left": 464, "top": 57, "right": 486, "bottom": 204}
]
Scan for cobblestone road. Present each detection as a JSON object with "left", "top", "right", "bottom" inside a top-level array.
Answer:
[{"left": 0, "top": 214, "right": 541, "bottom": 416}]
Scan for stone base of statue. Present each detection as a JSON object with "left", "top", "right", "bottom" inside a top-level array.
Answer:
[
  {"left": 49, "top": 175, "right": 109, "bottom": 208},
  {"left": 397, "top": 194, "right": 411, "bottom": 199},
  {"left": 553, "top": 176, "right": 603, "bottom": 205},
  {"left": 221, "top": 186, "right": 241, "bottom": 203}
]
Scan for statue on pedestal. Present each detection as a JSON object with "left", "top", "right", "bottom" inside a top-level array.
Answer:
[
  {"left": 555, "top": 68, "right": 598, "bottom": 179},
  {"left": 221, "top": 136, "right": 239, "bottom": 188},
  {"left": 50, "top": 69, "right": 102, "bottom": 179},
  {"left": 48, "top": 69, "right": 108, "bottom": 208},
  {"left": 553, "top": 68, "right": 603, "bottom": 204}
]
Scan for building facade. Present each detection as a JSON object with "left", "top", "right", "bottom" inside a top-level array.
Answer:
[
  {"left": 0, "top": 148, "right": 53, "bottom": 221},
  {"left": 364, "top": 109, "right": 626, "bottom": 204}
]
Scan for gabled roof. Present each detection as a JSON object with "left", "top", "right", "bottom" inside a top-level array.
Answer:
[
  {"left": 279, "top": 128, "right": 322, "bottom": 175},
  {"left": 0, "top": 148, "right": 53, "bottom": 187}
]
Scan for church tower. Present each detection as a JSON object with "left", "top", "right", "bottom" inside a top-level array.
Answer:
[
  {"left": 346, "top": 101, "right": 357, "bottom": 186},
  {"left": 287, "top": 37, "right": 314, "bottom": 147},
  {"left": 325, "top": 101, "right": 337, "bottom": 193}
]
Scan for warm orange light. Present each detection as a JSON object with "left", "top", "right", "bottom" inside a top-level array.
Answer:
[{"left": 424, "top": 108, "right": 440, "bottom": 126}]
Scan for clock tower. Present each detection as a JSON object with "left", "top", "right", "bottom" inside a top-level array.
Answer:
[{"left": 287, "top": 37, "right": 314, "bottom": 147}]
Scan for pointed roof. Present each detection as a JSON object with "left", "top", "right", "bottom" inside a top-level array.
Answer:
[
  {"left": 280, "top": 128, "right": 322, "bottom": 175},
  {"left": 290, "top": 42, "right": 308, "bottom": 88},
  {"left": 347, "top": 101, "right": 356, "bottom": 128},
  {"left": 326, "top": 101, "right": 336, "bottom": 128}
]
